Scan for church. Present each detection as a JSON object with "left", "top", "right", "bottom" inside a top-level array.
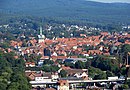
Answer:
[{"left": 38, "top": 26, "right": 45, "bottom": 43}]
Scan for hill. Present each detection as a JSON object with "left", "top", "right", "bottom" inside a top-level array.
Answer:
[{"left": 0, "top": 0, "right": 130, "bottom": 24}]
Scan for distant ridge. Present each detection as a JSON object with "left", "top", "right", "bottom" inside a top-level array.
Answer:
[
  {"left": 86, "top": 0, "right": 130, "bottom": 4},
  {"left": 0, "top": 0, "right": 130, "bottom": 24}
]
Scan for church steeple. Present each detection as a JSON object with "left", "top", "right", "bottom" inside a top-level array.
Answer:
[
  {"left": 40, "top": 26, "right": 43, "bottom": 35},
  {"left": 38, "top": 26, "right": 45, "bottom": 43}
]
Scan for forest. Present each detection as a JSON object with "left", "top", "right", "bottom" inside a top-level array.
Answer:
[
  {"left": 0, "top": 0, "right": 130, "bottom": 25},
  {"left": 0, "top": 50, "right": 31, "bottom": 90}
]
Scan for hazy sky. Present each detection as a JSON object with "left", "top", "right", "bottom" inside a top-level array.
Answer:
[{"left": 89, "top": 0, "right": 130, "bottom": 3}]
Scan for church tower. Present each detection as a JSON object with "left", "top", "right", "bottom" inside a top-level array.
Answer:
[{"left": 38, "top": 26, "right": 45, "bottom": 43}]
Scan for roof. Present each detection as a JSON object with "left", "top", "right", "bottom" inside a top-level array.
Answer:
[
  {"left": 25, "top": 71, "right": 53, "bottom": 79},
  {"left": 42, "top": 72, "right": 52, "bottom": 78},
  {"left": 65, "top": 58, "right": 87, "bottom": 61},
  {"left": 46, "top": 88, "right": 56, "bottom": 90},
  {"left": 61, "top": 66, "right": 71, "bottom": 70},
  {"left": 51, "top": 56, "right": 67, "bottom": 60},
  {"left": 58, "top": 80, "right": 69, "bottom": 85},
  {"left": 65, "top": 69, "right": 88, "bottom": 75},
  {"left": 60, "top": 77, "right": 84, "bottom": 81},
  {"left": 25, "top": 62, "right": 35, "bottom": 65},
  {"left": 40, "top": 56, "right": 49, "bottom": 60}
]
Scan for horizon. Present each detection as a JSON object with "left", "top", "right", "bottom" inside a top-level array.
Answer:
[{"left": 88, "top": 0, "right": 130, "bottom": 3}]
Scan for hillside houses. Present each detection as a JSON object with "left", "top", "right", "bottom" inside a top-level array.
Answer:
[
  {"left": 7, "top": 25, "right": 130, "bottom": 90},
  {"left": 9, "top": 31, "right": 130, "bottom": 65}
]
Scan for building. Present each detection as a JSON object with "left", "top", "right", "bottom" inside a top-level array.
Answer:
[
  {"left": 44, "top": 48, "right": 51, "bottom": 56},
  {"left": 57, "top": 80, "right": 69, "bottom": 90},
  {"left": 38, "top": 26, "right": 45, "bottom": 43},
  {"left": 25, "top": 71, "right": 59, "bottom": 81},
  {"left": 25, "top": 62, "right": 36, "bottom": 67},
  {"left": 64, "top": 58, "right": 87, "bottom": 64}
]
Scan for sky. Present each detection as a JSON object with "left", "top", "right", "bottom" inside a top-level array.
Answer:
[{"left": 89, "top": 0, "right": 130, "bottom": 3}]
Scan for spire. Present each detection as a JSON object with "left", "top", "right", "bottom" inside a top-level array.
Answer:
[
  {"left": 38, "top": 26, "right": 45, "bottom": 43},
  {"left": 40, "top": 26, "right": 43, "bottom": 35}
]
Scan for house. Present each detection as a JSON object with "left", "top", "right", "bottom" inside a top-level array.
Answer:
[
  {"left": 88, "top": 50, "right": 102, "bottom": 55},
  {"left": 51, "top": 52, "right": 58, "bottom": 56},
  {"left": 57, "top": 80, "right": 69, "bottom": 90},
  {"left": 25, "top": 62, "right": 36, "bottom": 67},
  {"left": 38, "top": 61, "right": 43, "bottom": 66},
  {"left": 46, "top": 88, "right": 56, "bottom": 90},
  {"left": 51, "top": 72, "right": 59, "bottom": 80},
  {"left": 100, "top": 32, "right": 109, "bottom": 36},
  {"left": 35, "top": 72, "right": 59, "bottom": 81},
  {"left": 103, "top": 52, "right": 110, "bottom": 56},
  {"left": 25, "top": 71, "right": 59, "bottom": 81},
  {"left": 51, "top": 56, "right": 67, "bottom": 62},
  {"left": 61, "top": 65, "right": 71, "bottom": 70},
  {"left": 74, "top": 71, "right": 88, "bottom": 79},
  {"left": 65, "top": 69, "right": 88, "bottom": 80},
  {"left": 25, "top": 71, "right": 35, "bottom": 80},
  {"left": 34, "top": 72, "right": 52, "bottom": 82},
  {"left": 70, "top": 56, "right": 78, "bottom": 58},
  {"left": 40, "top": 56, "right": 50, "bottom": 61}
]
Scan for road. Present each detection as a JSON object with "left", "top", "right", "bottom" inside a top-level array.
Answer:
[{"left": 30, "top": 78, "right": 129, "bottom": 85}]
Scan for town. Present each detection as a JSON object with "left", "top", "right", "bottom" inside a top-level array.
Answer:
[
  {"left": 1, "top": 0, "right": 130, "bottom": 90},
  {"left": 0, "top": 20, "right": 130, "bottom": 90}
]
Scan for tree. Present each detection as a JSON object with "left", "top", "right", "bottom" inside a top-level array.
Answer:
[
  {"left": 75, "top": 61, "right": 86, "bottom": 69},
  {"left": 0, "top": 42, "right": 9, "bottom": 49},
  {"left": 42, "top": 65, "right": 59, "bottom": 72},
  {"left": 88, "top": 67, "right": 106, "bottom": 79},
  {"left": 65, "top": 62, "right": 75, "bottom": 68},
  {"left": 42, "top": 65, "right": 51, "bottom": 72},
  {"left": 121, "top": 44, "right": 130, "bottom": 53},
  {"left": 122, "top": 84, "right": 129, "bottom": 89},
  {"left": 7, "top": 82, "right": 20, "bottom": 90},
  {"left": 127, "top": 80, "right": 130, "bottom": 87},
  {"left": 0, "top": 50, "right": 31, "bottom": 90},
  {"left": 120, "top": 67, "right": 127, "bottom": 76},
  {"left": 43, "top": 59, "right": 54, "bottom": 65},
  {"left": 0, "top": 81, "right": 7, "bottom": 90},
  {"left": 85, "top": 59, "right": 92, "bottom": 68},
  {"left": 60, "top": 70, "right": 67, "bottom": 77},
  {"left": 106, "top": 70, "right": 114, "bottom": 78},
  {"left": 10, "top": 73, "right": 30, "bottom": 90},
  {"left": 92, "top": 55, "right": 119, "bottom": 74},
  {"left": 93, "top": 72, "right": 106, "bottom": 80}
]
